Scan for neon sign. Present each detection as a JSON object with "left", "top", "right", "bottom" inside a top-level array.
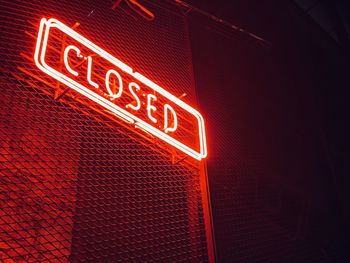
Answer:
[{"left": 34, "top": 18, "right": 207, "bottom": 160}]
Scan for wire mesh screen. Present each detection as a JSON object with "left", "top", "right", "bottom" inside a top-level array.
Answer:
[
  {"left": 0, "top": 0, "right": 210, "bottom": 261},
  {"left": 189, "top": 9, "right": 342, "bottom": 262}
]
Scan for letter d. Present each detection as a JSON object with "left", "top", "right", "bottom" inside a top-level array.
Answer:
[{"left": 164, "top": 104, "right": 178, "bottom": 133}]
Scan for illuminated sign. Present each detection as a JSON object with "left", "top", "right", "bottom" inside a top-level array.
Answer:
[{"left": 34, "top": 18, "right": 207, "bottom": 160}]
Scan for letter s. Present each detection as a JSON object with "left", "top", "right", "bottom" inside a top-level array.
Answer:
[{"left": 126, "top": 82, "right": 141, "bottom": 111}]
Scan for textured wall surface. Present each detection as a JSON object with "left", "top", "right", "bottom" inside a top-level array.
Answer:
[
  {"left": 189, "top": 1, "right": 350, "bottom": 261},
  {"left": 0, "top": 0, "right": 210, "bottom": 262}
]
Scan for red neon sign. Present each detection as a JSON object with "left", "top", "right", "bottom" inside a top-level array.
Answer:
[{"left": 34, "top": 18, "right": 207, "bottom": 160}]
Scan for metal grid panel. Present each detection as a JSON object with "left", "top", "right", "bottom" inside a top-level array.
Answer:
[
  {"left": 190, "top": 11, "right": 339, "bottom": 262},
  {"left": 0, "top": 0, "right": 209, "bottom": 261}
]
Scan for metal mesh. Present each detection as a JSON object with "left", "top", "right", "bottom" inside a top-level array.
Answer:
[
  {"left": 190, "top": 11, "right": 340, "bottom": 262},
  {"left": 0, "top": 0, "right": 209, "bottom": 261}
]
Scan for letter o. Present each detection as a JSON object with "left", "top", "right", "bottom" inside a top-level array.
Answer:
[{"left": 105, "top": 69, "right": 123, "bottom": 100}]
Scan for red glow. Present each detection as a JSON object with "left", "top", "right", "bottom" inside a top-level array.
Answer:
[{"left": 34, "top": 18, "right": 207, "bottom": 160}]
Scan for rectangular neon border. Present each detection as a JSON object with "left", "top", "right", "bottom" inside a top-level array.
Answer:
[{"left": 34, "top": 18, "right": 207, "bottom": 160}]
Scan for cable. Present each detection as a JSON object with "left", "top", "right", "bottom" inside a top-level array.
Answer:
[{"left": 172, "top": 0, "right": 271, "bottom": 47}]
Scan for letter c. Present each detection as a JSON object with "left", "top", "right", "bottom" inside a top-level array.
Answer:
[{"left": 63, "top": 45, "right": 81, "bottom": 77}]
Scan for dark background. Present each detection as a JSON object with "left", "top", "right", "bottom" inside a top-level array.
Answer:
[
  {"left": 187, "top": 0, "right": 350, "bottom": 262},
  {"left": 1, "top": 0, "right": 350, "bottom": 262}
]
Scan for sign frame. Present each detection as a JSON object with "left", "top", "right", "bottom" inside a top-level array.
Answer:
[{"left": 34, "top": 17, "right": 207, "bottom": 160}]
